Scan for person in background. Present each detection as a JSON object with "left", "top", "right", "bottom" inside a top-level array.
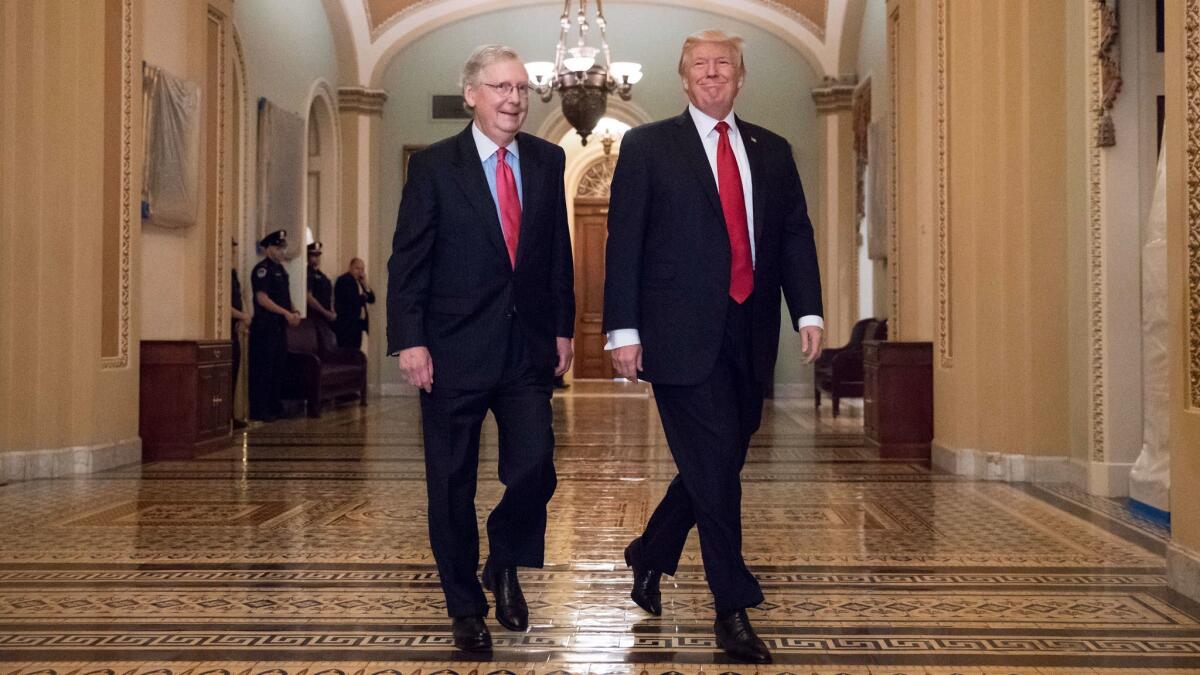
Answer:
[
  {"left": 333, "top": 257, "right": 375, "bottom": 350},
  {"left": 306, "top": 241, "right": 336, "bottom": 324}
]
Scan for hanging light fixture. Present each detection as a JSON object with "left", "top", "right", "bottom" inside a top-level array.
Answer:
[{"left": 525, "top": 0, "right": 643, "bottom": 145}]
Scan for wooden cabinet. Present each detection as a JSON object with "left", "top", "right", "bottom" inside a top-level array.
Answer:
[
  {"left": 140, "top": 340, "right": 233, "bottom": 460},
  {"left": 863, "top": 340, "right": 933, "bottom": 460}
]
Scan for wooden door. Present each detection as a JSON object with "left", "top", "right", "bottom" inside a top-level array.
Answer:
[{"left": 573, "top": 196, "right": 613, "bottom": 379}]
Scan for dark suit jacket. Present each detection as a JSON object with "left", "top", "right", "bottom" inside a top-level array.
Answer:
[
  {"left": 334, "top": 272, "right": 375, "bottom": 334},
  {"left": 387, "top": 124, "right": 575, "bottom": 389},
  {"left": 602, "top": 110, "right": 822, "bottom": 386}
]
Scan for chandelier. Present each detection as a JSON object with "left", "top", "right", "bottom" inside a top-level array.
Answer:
[{"left": 524, "top": 0, "right": 643, "bottom": 145}]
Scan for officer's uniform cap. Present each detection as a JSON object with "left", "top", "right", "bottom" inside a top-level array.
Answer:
[{"left": 259, "top": 230, "right": 287, "bottom": 249}]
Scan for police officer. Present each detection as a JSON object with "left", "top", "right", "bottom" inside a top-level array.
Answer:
[
  {"left": 249, "top": 229, "right": 301, "bottom": 421},
  {"left": 306, "top": 241, "right": 336, "bottom": 324}
]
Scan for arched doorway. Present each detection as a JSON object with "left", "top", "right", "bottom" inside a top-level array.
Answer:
[
  {"left": 572, "top": 153, "right": 618, "bottom": 379},
  {"left": 305, "top": 86, "right": 340, "bottom": 267}
]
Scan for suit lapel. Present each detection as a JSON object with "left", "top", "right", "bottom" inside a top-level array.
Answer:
[
  {"left": 514, "top": 133, "right": 540, "bottom": 269},
  {"left": 737, "top": 116, "right": 767, "bottom": 251},
  {"left": 674, "top": 111, "right": 724, "bottom": 221},
  {"left": 451, "top": 124, "right": 511, "bottom": 267}
]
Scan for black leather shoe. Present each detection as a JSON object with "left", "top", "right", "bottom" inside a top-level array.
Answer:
[
  {"left": 481, "top": 559, "right": 529, "bottom": 631},
  {"left": 714, "top": 609, "right": 772, "bottom": 663},
  {"left": 624, "top": 538, "right": 662, "bottom": 615},
  {"left": 451, "top": 616, "right": 492, "bottom": 652}
]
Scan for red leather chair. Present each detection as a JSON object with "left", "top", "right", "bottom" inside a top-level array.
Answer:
[{"left": 283, "top": 318, "right": 367, "bottom": 417}]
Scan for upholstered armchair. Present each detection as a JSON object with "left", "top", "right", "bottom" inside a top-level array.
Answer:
[
  {"left": 814, "top": 318, "right": 887, "bottom": 417},
  {"left": 283, "top": 318, "right": 368, "bottom": 417}
]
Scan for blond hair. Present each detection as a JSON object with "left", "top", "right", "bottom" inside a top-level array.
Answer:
[{"left": 677, "top": 29, "right": 746, "bottom": 77}]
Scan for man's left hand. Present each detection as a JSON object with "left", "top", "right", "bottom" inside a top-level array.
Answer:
[
  {"left": 555, "top": 337, "right": 574, "bottom": 377},
  {"left": 801, "top": 325, "right": 824, "bottom": 364}
]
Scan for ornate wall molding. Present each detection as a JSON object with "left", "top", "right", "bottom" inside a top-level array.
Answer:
[
  {"left": 575, "top": 156, "right": 616, "bottom": 199},
  {"left": 1186, "top": 0, "right": 1200, "bottom": 407},
  {"left": 233, "top": 27, "right": 249, "bottom": 257},
  {"left": 209, "top": 6, "right": 228, "bottom": 340},
  {"left": 1086, "top": 0, "right": 1109, "bottom": 461},
  {"left": 887, "top": 4, "right": 900, "bottom": 337},
  {"left": 364, "top": 0, "right": 828, "bottom": 42},
  {"left": 102, "top": 0, "right": 134, "bottom": 370},
  {"left": 338, "top": 87, "right": 389, "bottom": 116},
  {"left": 1094, "top": 0, "right": 1122, "bottom": 147},
  {"left": 935, "top": 0, "right": 951, "bottom": 368},
  {"left": 812, "top": 75, "right": 857, "bottom": 113}
]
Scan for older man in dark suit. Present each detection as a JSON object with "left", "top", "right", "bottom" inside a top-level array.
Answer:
[
  {"left": 387, "top": 44, "right": 575, "bottom": 652},
  {"left": 603, "top": 29, "right": 824, "bottom": 663}
]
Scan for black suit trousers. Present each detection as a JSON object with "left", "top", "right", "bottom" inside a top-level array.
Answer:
[
  {"left": 418, "top": 320, "right": 558, "bottom": 618},
  {"left": 248, "top": 319, "right": 286, "bottom": 421},
  {"left": 631, "top": 297, "right": 765, "bottom": 614}
]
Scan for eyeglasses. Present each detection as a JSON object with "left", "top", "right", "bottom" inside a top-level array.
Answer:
[{"left": 480, "top": 81, "right": 530, "bottom": 97}]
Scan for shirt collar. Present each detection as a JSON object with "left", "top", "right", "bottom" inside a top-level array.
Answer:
[
  {"left": 472, "top": 123, "right": 520, "bottom": 163},
  {"left": 688, "top": 104, "right": 738, "bottom": 139}
]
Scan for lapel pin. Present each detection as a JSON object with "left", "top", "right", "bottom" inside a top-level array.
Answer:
[{"left": 750, "top": 136, "right": 757, "bottom": 143}]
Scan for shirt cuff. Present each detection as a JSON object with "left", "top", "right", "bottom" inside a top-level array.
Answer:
[
  {"left": 798, "top": 315, "right": 824, "bottom": 330},
  {"left": 605, "top": 328, "right": 641, "bottom": 351}
]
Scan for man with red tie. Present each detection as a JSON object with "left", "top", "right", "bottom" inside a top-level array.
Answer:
[
  {"left": 387, "top": 45, "right": 575, "bottom": 652},
  {"left": 603, "top": 30, "right": 824, "bottom": 663}
]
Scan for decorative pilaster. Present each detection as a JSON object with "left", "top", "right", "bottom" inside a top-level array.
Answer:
[{"left": 811, "top": 75, "right": 859, "bottom": 347}]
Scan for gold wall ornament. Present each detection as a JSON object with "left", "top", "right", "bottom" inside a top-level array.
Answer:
[
  {"left": 103, "top": 0, "right": 135, "bottom": 370},
  {"left": 1095, "top": 0, "right": 1122, "bottom": 147},
  {"left": 1186, "top": 0, "right": 1200, "bottom": 408},
  {"left": 936, "top": 0, "right": 951, "bottom": 368},
  {"left": 853, "top": 79, "right": 871, "bottom": 224},
  {"left": 208, "top": 6, "right": 228, "bottom": 341},
  {"left": 1087, "top": 0, "right": 1110, "bottom": 460},
  {"left": 887, "top": 4, "right": 900, "bottom": 337}
]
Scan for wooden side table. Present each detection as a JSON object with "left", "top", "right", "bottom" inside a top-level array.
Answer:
[
  {"left": 863, "top": 340, "right": 933, "bottom": 459},
  {"left": 140, "top": 340, "right": 234, "bottom": 460}
]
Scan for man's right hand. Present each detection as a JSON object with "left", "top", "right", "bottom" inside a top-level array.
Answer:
[
  {"left": 611, "top": 344, "right": 643, "bottom": 383},
  {"left": 285, "top": 312, "right": 302, "bottom": 328},
  {"left": 398, "top": 346, "right": 434, "bottom": 393}
]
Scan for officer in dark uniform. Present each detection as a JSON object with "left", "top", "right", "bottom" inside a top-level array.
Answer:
[
  {"left": 249, "top": 229, "right": 301, "bottom": 421},
  {"left": 306, "top": 241, "right": 336, "bottom": 325},
  {"left": 230, "top": 238, "right": 252, "bottom": 425}
]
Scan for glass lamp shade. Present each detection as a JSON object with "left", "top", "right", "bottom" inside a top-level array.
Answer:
[
  {"left": 609, "top": 61, "right": 642, "bottom": 82},
  {"left": 564, "top": 46, "right": 598, "bottom": 73},
  {"left": 525, "top": 61, "right": 556, "bottom": 86}
]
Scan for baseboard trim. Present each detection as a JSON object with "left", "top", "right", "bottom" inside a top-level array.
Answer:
[
  {"left": 1082, "top": 460, "right": 1133, "bottom": 497},
  {"left": 931, "top": 440, "right": 1076, "bottom": 483},
  {"left": 0, "top": 437, "right": 141, "bottom": 484},
  {"left": 1168, "top": 542, "right": 1200, "bottom": 604}
]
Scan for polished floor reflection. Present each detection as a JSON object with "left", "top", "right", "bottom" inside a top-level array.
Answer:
[{"left": 0, "top": 382, "right": 1196, "bottom": 674}]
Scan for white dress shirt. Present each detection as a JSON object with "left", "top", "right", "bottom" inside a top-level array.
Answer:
[{"left": 605, "top": 106, "right": 824, "bottom": 351}]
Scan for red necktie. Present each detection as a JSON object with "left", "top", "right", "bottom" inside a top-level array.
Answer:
[
  {"left": 715, "top": 121, "right": 754, "bottom": 303},
  {"left": 495, "top": 147, "right": 521, "bottom": 268}
]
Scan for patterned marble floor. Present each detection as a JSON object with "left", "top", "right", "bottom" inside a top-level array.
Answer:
[{"left": 0, "top": 382, "right": 1197, "bottom": 674}]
